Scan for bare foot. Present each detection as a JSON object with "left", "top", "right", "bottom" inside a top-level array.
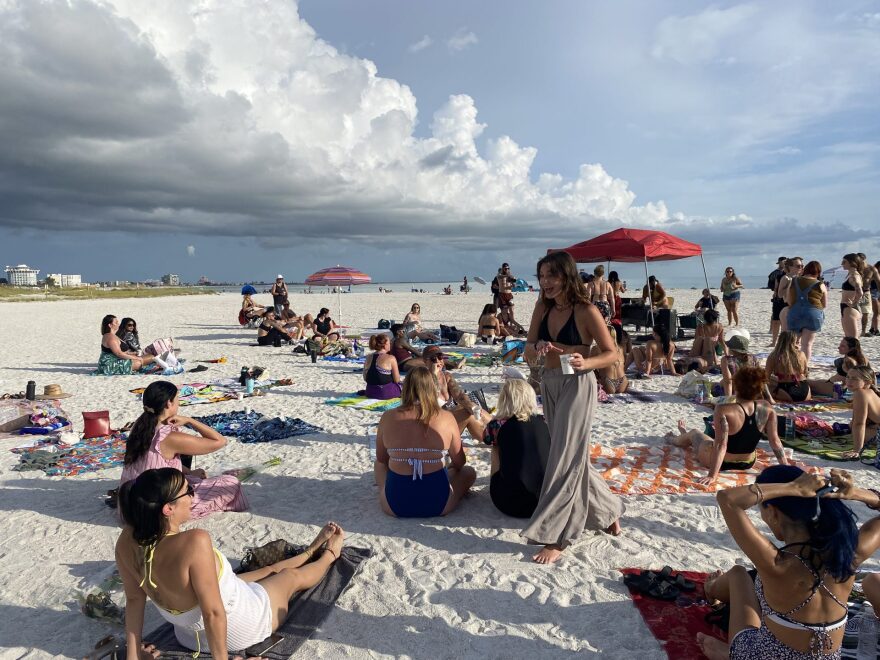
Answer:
[
  {"left": 696, "top": 633, "right": 729, "bottom": 660},
  {"left": 324, "top": 524, "right": 345, "bottom": 560},
  {"left": 703, "top": 569, "right": 723, "bottom": 602},
  {"left": 677, "top": 419, "right": 688, "bottom": 434},
  {"left": 308, "top": 522, "right": 338, "bottom": 553},
  {"left": 604, "top": 520, "right": 622, "bottom": 536},
  {"left": 532, "top": 544, "right": 564, "bottom": 564}
]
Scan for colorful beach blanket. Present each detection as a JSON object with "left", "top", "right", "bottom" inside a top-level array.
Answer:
[
  {"left": 782, "top": 434, "right": 876, "bottom": 462},
  {"left": 194, "top": 411, "right": 323, "bottom": 443},
  {"left": 592, "top": 445, "right": 789, "bottom": 495},
  {"left": 11, "top": 432, "right": 127, "bottom": 476},
  {"left": 324, "top": 394, "right": 401, "bottom": 412},
  {"left": 621, "top": 568, "right": 723, "bottom": 659},
  {"left": 443, "top": 351, "right": 496, "bottom": 367},
  {"left": 321, "top": 354, "right": 366, "bottom": 364},
  {"left": 130, "top": 378, "right": 293, "bottom": 407}
]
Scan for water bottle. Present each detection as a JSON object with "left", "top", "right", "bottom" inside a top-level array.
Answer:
[
  {"left": 239, "top": 367, "right": 249, "bottom": 386},
  {"left": 833, "top": 383, "right": 844, "bottom": 400},
  {"left": 246, "top": 378, "right": 254, "bottom": 394},
  {"left": 25, "top": 381, "right": 36, "bottom": 400},
  {"left": 857, "top": 602, "right": 876, "bottom": 659},
  {"left": 367, "top": 433, "right": 377, "bottom": 462},
  {"left": 785, "top": 415, "right": 796, "bottom": 442},
  {"left": 696, "top": 382, "right": 706, "bottom": 404}
]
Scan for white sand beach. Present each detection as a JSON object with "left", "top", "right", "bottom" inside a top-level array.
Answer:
[{"left": 2, "top": 288, "right": 880, "bottom": 659}]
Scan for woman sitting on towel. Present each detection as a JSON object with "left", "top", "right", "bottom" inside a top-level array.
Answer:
[
  {"left": 362, "top": 334, "right": 402, "bottom": 400},
  {"left": 720, "top": 335, "right": 761, "bottom": 397},
  {"left": 97, "top": 315, "right": 160, "bottom": 375},
  {"left": 689, "top": 309, "right": 726, "bottom": 366},
  {"left": 424, "top": 345, "right": 491, "bottom": 439},
  {"left": 666, "top": 367, "right": 788, "bottom": 486},
  {"left": 482, "top": 380, "right": 550, "bottom": 518},
  {"left": 840, "top": 365, "right": 880, "bottom": 460},
  {"left": 766, "top": 331, "right": 810, "bottom": 402},
  {"left": 312, "top": 308, "right": 340, "bottom": 342},
  {"left": 592, "top": 323, "right": 628, "bottom": 393},
  {"left": 256, "top": 309, "right": 291, "bottom": 346},
  {"left": 117, "top": 318, "right": 142, "bottom": 355},
  {"left": 390, "top": 323, "right": 423, "bottom": 372},
  {"left": 281, "top": 309, "right": 306, "bottom": 341},
  {"left": 696, "top": 466, "right": 880, "bottom": 660},
  {"left": 117, "top": 467, "right": 343, "bottom": 657},
  {"left": 477, "top": 304, "right": 509, "bottom": 344},
  {"left": 120, "top": 381, "right": 248, "bottom": 519},
  {"left": 403, "top": 303, "right": 440, "bottom": 342},
  {"left": 241, "top": 293, "right": 265, "bottom": 324},
  {"left": 626, "top": 325, "right": 677, "bottom": 377},
  {"left": 806, "top": 337, "right": 868, "bottom": 398},
  {"left": 374, "top": 366, "right": 476, "bottom": 517}
]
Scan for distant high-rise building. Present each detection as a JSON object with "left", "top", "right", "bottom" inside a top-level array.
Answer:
[
  {"left": 161, "top": 273, "right": 180, "bottom": 286},
  {"left": 4, "top": 264, "right": 40, "bottom": 287}
]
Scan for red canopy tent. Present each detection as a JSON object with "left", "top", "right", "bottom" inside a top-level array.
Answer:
[{"left": 549, "top": 227, "right": 710, "bottom": 323}]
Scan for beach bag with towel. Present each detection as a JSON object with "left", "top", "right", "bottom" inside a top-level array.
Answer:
[
  {"left": 83, "top": 411, "right": 111, "bottom": 439},
  {"left": 440, "top": 324, "right": 463, "bottom": 342},
  {"left": 675, "top": 372, "right": 717, "bottom": 399},
  {"left": 457, "top": 333, "right": 476, "bottom": 348},
  {"left": 144, "top": 338, "right": 173, "bottom": 357}
]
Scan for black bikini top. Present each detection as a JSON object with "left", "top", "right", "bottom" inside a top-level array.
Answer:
[
  {"left": 538, "top": 306, "right": 583, "bottom": 345},
  {"left": 842, "top": 278, "right": 856, "bottom": 291}
]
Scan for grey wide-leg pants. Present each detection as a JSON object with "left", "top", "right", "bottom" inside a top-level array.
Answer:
[{"left": 522, "top": 368, "right": 624, "bottom": 547}]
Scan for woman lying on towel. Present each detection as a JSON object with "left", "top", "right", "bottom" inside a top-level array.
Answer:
[
  {"left": 374, "top": 366, "right": 476, "bottom": 517},
  {"left": 117, "top": 467, "right": 343, "bottom": 658},
  {"left": 362, "top": 334, "right": 402, "bottom": 400},
  {"left": 665, "top": 367, "right": 788, "bottom": 486},
  {"left": 482, "top": 379, "right": 550, "bottom": 518},
  {"left": 97, "top": 315, "right": 160, "bottom": 375},
  {"left": 120, "top": 381, "right": 248, "bottom": 519},
  {"left": 839, "top": 365, "right": 880, "bottom": 460},
  {"left": 696, "top": 466, "right": 880, "bottom": 660}
]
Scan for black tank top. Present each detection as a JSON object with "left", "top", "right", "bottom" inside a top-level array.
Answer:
[
  {"left": 726, "top": 403, "right": 763, "bottom": 454},
  {"left": 538, "top": 307, "right": 582, "bottom": 345},
  {"left": 365, "top": 354, "right": 393, "bottom": 385},
  {"left": 315, "top": 317, "right": 332, "bottom": 334}
]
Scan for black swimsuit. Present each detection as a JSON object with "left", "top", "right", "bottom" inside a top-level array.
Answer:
[
  {"left": 538, "top": 307, "right": 583, "bottom": 345},
  {"left": 315, "top": 318, "right": 333, "bottom": 335},
  {"left": 841, "top": 278, "right": 857, "bottom": 314},
  {"left": 720, "top": 403, "right": 762, "bottom": 471}
]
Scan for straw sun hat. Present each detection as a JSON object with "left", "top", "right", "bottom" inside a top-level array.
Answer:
[{"left": 34, "top": 384, "right": 73, "bottom": 399}]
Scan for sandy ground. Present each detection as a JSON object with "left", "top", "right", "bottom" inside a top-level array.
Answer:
[{"left": 1, "top": 288, "right": 880, "bottom": 659}]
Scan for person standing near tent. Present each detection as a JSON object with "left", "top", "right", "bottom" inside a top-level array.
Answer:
[
  {"left": 270, "top": 275, "right": 288, "bottom": 317},
  {"left": 523, "top": 251, "right": 624, "bottom": 565},
  {"left": 640, "top": 276, "right": 669, "bottom": 309}
]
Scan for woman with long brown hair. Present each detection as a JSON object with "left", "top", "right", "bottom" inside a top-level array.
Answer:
[
  {"left": 720, "top": 266, "right": 744, "bottom": 326},
  {"left": 841, "top": 365, "right": 880, "bottom": 460},
  {"left": 523, "top": 251, "right": 623, "bottom": 564},
  {"left": 766, "top": 331, "right": 810, "bottom": 402}
]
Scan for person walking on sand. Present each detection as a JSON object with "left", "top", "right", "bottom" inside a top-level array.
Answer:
[
  {"left": 522, "top": 251, "right": 624, "bottom": 565},
  {"left": 721, "top": 267, "right": 744, "bottom": 326}
]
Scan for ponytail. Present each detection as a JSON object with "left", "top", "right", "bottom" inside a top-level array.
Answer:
[
  {"left": 124, "top": 381, "right": 178, "bottom": 466},
  {"left": 757, "top": 465, "right": 858, "bottom": 582}
]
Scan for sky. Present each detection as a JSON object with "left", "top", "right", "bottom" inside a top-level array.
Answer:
[{"left": 1, "top": 0, "right": 879, "bottom": 284}]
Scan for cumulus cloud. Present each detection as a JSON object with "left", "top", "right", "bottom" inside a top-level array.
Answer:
[
  {"left": 0, "top": 0, "right": 674, "bottom": 248},
  {"left": 446, "top": 28, "right": 478, "bottom": 52},
  {"left": 186, "top": 245, "right": 196, "bottom": 256},
  {"left": 408, "top": 35, "right": 432, "bottom": 53}
]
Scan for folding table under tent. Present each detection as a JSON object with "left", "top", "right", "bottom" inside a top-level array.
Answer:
[{"left": 548, "top": 227, "right": 709, "bottom": 326}]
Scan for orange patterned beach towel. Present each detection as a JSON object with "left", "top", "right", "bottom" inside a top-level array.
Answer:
[{"left": 591, "top": 444, "right": 810, "bottom": 495}]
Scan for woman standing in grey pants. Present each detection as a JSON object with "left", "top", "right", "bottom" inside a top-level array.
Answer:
[{"left": 523, "top": 251, "right": 624, "bottom": 564}]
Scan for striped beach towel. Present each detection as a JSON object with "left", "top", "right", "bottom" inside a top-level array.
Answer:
[{"left": 324, "top": 394, "right": 401, "bottom": 411}]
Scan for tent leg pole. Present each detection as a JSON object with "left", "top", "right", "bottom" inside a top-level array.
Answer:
[
  {"left": 700, "top": 254, "right": 711, "bottom": 292},
  {"left": 644, "top": 257, "right": 655, "bottom": 327}
]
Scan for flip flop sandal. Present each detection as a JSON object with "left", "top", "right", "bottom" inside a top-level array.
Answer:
[
  {"left": 83, "top": 635, "right": 124, "bottom": 660},
  {"left": 647, "top": 578, "right": 681, "bottom": 601},
  {"left": 188, "top": 364, "right": 209, "bottom": 373},
  {"left": 674, "top": 573, "right": 696, "bottom": 591}
]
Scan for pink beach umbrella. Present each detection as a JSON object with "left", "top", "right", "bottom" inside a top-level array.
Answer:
[{"left": 304, "top": 265, "right": 372, "bottom": 324}]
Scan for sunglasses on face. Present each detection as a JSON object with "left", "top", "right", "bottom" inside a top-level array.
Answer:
[
  {"left": 427, "top": 355, "right": 444, "bottom": 363},
  {"left": 167, "top": 484, "right": 195, "bottom": 504}
]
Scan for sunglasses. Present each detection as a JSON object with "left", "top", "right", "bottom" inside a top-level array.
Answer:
[
  {"left": 126, "top": 323, "right": 135, "bottom": 327},
  {"left": 427, "top": 354, "right": 445, "bottom": 362},
  {"left": 167, "top": 484, "right": 195, "bottom": 504}
]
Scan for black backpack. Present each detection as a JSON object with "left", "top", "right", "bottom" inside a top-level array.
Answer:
[{"left": 377, "top": 319, "right": 391, "bottom": 329}]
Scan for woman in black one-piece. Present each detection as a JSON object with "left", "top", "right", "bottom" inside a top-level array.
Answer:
[{"left": 482, "top": 380, "right": 551, "bottom": 518}]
